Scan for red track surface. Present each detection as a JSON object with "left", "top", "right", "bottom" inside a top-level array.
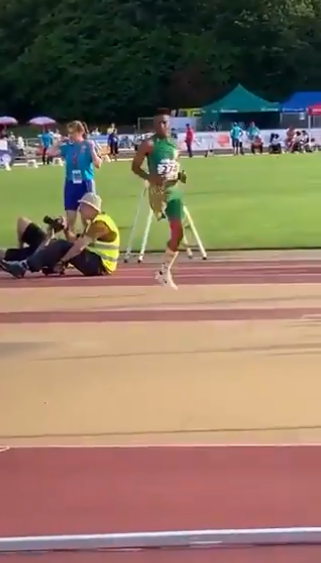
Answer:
[
  {"left": 1, "top": 259, "right": 321, "bottom": 323},
  {"left": 1, "top": 446, "right": 321, "bottom": 562},
  {"left": 1, "top": 259, "right": 321, "bottom": 287},
  {"left": 2, "top": 446, "right": 321, "bottom": 536},
  {"left": 1, "top": 260, "right": 321, "bottom": 562},
  {"left": 0, "top": 307, "right": 320, "bottom": 322},
  {"left": 4, "top": 547, "right": 321, "bottom": 563}
]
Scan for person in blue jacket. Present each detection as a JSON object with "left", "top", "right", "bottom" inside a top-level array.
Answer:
[
  {"left": 40, "top": 127, "right": 53, "bottom": 165},
  {"left": 51, "top": 121, "right": 102, "bottom": 229}
]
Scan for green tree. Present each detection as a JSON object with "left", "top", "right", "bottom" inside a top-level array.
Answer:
[{"left": 0, "top": 0, "right": 320, "bottom": 120}]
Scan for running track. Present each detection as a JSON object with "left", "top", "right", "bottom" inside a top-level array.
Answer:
[
  {"left": 1, "top": 259, "right": 321, "bottom": 562},
  {"left": 1, "top": 259, "right": 321, "bottom": 288},
  {"left": 0, "top": 445, "right": 321, "bottom": 562},
  {"left": 1, "top": 259, "right": 321, "bottom": 323}
]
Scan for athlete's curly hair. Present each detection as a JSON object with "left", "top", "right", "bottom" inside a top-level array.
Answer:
[{"left": 155, "top": 108, "right": 170, "bottom": 116}]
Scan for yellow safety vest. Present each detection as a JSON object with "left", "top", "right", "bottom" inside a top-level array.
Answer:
[{"left": 87, "top": 213, "right": 120, "bottom": 273}]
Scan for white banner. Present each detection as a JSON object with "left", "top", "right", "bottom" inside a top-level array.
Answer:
[
  {"left": 28, "top": 127, "right": 321, "bottom": 156},
  {"left": 174, "top": 128, "right": 321, "bottom": 152},
  {"left": 95, "top": 128, "right": 321, "bottom": 152}
]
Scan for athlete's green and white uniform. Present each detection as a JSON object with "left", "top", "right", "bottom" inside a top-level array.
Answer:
[{"left": 147, "top": 135, "right": 184, "bottom": 220}]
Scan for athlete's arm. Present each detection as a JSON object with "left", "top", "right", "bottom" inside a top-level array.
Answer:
[
  {"left": 131, "top": 140, "right": 151, "bottom": 181},
  {"left": 131, "top": 140, "right": 164, "bottom": 186}
]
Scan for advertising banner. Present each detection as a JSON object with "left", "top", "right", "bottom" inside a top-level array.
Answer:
[
  {"left": 0, "top": 139, "right": 13, "bottom": 166},
  {"left": 91, "top": 128, "right": 320, "bottom": 153}
]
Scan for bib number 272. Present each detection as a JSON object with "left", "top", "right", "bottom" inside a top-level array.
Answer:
[{"left": 157, "top": 160, "right": 178, "bottom": 179}]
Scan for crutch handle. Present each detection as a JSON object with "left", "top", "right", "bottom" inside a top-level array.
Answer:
[{"left": 178, "top": 170, "right": 187, "bottom": 184}]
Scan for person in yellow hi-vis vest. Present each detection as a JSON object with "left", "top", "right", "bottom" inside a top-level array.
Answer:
[{"left": 0, "top": 193, "right": 120, "bottom": 279}]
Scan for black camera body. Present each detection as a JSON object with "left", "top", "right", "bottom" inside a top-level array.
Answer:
[{"left": 43, "top": 215, "right": 64, "bottom": 233}]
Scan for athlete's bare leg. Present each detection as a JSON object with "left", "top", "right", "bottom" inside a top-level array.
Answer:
[{"left": 156, "top": 218, "right": 183, "bottom": 289}]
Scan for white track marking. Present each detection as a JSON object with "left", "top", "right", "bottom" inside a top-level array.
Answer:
[
  {"left": 0, "top": 446, "right": 9, "bottom": 453},
  {"left": 3, "top": 442, "right": 321, "bottom": 449},
  {"left": 119, "top": 264, "right": 321, "bottom": 271}
]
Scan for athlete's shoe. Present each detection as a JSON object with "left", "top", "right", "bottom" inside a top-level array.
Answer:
[
  {"left": 0, "top": 259, "right": 26, "bottom": 278},
  {"left": 155, "top": 268, "right": 178, "bottom": 290}
]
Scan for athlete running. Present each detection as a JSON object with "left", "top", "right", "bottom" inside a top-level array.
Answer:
[{"left": 131, "top": 110, "right": 186, "bottom": 289}]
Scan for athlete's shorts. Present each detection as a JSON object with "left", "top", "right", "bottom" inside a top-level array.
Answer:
[
  {"left": 4, "top": 222, "right": 46, "bottom": 261},
  {"left": 64, "top": 179, "right": 95, "bottom": 211},
  {"left": 165, "top": 198, "right": 184, "bottom": 221}
]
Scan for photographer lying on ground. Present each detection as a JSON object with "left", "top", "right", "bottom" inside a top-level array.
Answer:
[{"left": 0, "top": 193, "right": 120, "bottom": 279}]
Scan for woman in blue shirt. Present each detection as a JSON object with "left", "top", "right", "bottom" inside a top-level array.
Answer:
[{"left": 53, "top": 121, "right": 102, "bottom": 229}]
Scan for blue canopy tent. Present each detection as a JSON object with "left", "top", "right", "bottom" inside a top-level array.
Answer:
[
  {"left": 281, "top": 92, "right": 321, "bottom": 112},
  {"left": 281, "top": 91, "right": 321, "bottom": 128}
]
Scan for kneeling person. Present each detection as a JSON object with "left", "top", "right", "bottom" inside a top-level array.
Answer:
[{"left": 0, "top": 194, "right": 120, "bottom": 278}]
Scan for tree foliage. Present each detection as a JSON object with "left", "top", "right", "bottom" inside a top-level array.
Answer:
[{"left": 0, "top": 0, "right": 320, "bottom": 121}]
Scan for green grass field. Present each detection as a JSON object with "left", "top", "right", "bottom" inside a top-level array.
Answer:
[{"left": 1, "top": 154, "right": 321, "bottom": 250}]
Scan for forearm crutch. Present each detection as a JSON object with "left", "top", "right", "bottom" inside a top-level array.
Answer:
[
  {"left": 181, "top": 226, "right": 193, "bottom": 258},
  {"left": 123, "top": 186, "right": 147, "bottom": 262},
  {"left": 138, "top": 207, "right": 154, "bottom": 263},
  {"left": 183, "top": 206, "right": 207, "bottom": 260}
]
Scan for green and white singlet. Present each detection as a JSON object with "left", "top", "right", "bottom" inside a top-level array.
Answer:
[{"left": 146, "top": 136, "right": 184, "bottom": 220}]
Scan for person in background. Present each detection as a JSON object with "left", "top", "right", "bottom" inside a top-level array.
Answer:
[
  {"left": 247, "top": 122, "right": 259, "bottom": 142},
  {"left": 108, "top": 124, "right": 119, "bottom": 161},
  {"left": 16, "top": 136, "right": 25, "bottom": 158},
  {"left": 133, "top": 129, "right": 142, "bottom": 152},
  {"left": 207, "top": 121, "right": 217, "bottom": 131},
  {"left": 301, "top": 130, "right": 309, "bottom": 150},
  {"left": 230, "top": 122, "right": 244, "bottom": 155},
  {"left": 251, "top": 135, "right": 263, "bottom": 154},
  {"left": 185, "top": 123, "right": 194, "bottom": 157},
  {"left": 301, "top": 130, "right": 315, "bottom": 152},
  {"left": 40, "top": 127, "right": 53, "bottom": 165},
  {"left": 52, "top": 129, "right": 62, "bottom": 142},
  {"left": 268, "top": 133, "right": 282, "bottom": 154},
  {"left": 0, "top": 126, "right": 8, "bottom": 139},
  {"left": 291, "top": 131, "right": 304, "bottom": 153},
  {"left": 285, "top": 126, "right": 295, "bottom": 151},
  {"left": 247, "top": 123, "right": 263, "bottom": 155},
  {"left": 308, "top": 137, "right": 317, "bottom": 152},
  {"left": 48, "top": 120, "right": 102, "bottom": 230},
  {"left": 170, "top": 127, "right": 178, "bottom": 140}
]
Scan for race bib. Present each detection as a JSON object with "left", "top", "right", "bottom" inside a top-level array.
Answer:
[
  {"left": 157, "top": 159, "right": 179, "bottom": 181},
  {"left": 72, "top": 169, "right": 82, "bottom": 184}
]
